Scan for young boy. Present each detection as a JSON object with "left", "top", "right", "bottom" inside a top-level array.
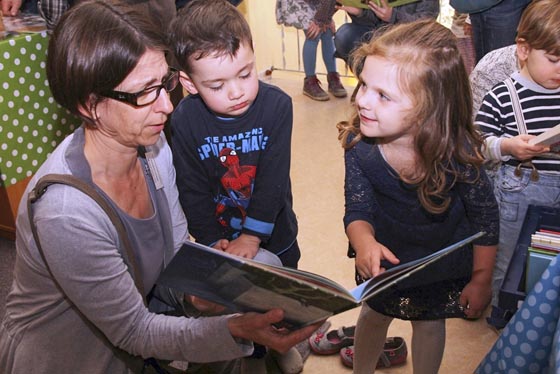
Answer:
[
  {"left": 475, "top": 0, "right": 560, "bottom": 315},
  {"left": 169, "top": 1, "right": 303, "bottom": 372}
]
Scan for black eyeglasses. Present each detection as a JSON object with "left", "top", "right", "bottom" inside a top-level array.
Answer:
[{"left": 102, "top": 68, "right": 179, "bottom": 107}]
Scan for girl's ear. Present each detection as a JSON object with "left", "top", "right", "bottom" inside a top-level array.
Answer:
[{"left": 179, "top": 71, "right": 199, "bottom": 95}]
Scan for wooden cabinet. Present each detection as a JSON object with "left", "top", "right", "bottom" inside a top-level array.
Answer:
[{"left": 0, "top": 177, "right": 30, "bottom": 240}]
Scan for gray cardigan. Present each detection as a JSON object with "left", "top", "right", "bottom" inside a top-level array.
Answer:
[{"left": 0, "top": 127, "right": 252, "bottom": 373}]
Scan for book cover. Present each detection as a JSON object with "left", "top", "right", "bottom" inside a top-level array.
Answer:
[
  {"left": 157, "top": 232, "right": 483, "bottom": 329},
  {"left": 338, "top": 0, "right": 420, "bottom": 9},
  {"left": 528, "top": 124, "right": 560, "bottom": 152},
  {"left": 525, "top": 249, "right": 557, "bottom": 292}
]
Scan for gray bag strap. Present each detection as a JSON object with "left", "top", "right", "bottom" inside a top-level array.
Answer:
[{"left": 27, "top": 173, "right": 147, "bottom": 304}]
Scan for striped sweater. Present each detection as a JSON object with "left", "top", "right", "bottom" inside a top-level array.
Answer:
[{"left": 475, "top": 71, "right": 560, "bottom": 173}]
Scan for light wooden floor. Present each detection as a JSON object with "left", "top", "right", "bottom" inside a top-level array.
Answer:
[{"left": 269, "top": 70, "right": 499, "bottom": 374}]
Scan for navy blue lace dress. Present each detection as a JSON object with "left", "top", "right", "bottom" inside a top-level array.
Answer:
[{"left": 343, "top": 137, "right": 499, "bottom": 320}]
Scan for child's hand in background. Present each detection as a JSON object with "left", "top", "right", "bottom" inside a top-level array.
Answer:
[{"left": 501, "top": 134, "right": 550, "bottom": 160}]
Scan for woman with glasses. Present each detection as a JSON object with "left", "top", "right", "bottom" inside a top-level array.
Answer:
[{"left": 0, "top": 1, "right": 318, "bottom": 373}]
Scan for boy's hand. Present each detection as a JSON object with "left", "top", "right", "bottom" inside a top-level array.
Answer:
[
  {"left": 501, "top": 134, "right": 550, "bottom": 160},
  {"left": 224, "top": 233, "right": 260, "bottom": 259},
  {"left": 227, "top": 309, "right": 324, "bottom": 354},
  {"left": 212, "top": 239, "right": 230, "bottom": 251}
]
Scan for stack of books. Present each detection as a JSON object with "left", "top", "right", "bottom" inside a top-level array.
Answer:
[{"left": 526, "top": 229, "right": 560, "bottom": 292}]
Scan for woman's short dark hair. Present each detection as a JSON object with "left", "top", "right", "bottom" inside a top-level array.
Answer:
[{"left": 47, "top": 0, "right": 169, "bottom": 127}]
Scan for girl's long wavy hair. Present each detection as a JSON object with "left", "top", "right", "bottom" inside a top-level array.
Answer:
[{"left": 338, "top": 20, "right": 484, "bottom": 214}]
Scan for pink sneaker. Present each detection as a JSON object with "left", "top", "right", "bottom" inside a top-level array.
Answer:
[
  {"left": 340, "top": 337, "right": 408, "bottom": 368},
  {"left": 309, "top": 326, "right": 355, "bottom": 355}
]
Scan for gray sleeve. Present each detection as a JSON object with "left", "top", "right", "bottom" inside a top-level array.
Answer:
[{"left": 32, "top": 185, "right": 252, "bottom": 362}]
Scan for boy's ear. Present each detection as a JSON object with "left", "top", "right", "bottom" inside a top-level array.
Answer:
[
  {"left": 179, "top": 71, "right": 199, "bottom": 95},
  {"left": 516, "top": 39, "right": 531, "bottom": 63}
]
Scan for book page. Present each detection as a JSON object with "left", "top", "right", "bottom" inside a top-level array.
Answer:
[{"left": 352, "top": 232, "right": 484, "bottom": 302}]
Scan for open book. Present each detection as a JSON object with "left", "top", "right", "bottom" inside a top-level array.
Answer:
[
  {"left": 338, "top": 0, "right": 420, "bottom": 9},
  {"left": 157, "top": 232, "right": 483, "bottom": 329},
  {"left": 528, "top": 124, "right": 560, "bottom": 152}
]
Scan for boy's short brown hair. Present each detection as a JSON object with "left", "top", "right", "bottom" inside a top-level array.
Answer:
[
  {"left": 516, "top": 0, "right": 560, "bottom": 55},
  {"left": 170, "top": 0, "right": 253, "bottom": 74}
]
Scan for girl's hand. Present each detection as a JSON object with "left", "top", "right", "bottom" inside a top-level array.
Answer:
[
  {"left": 224, "top": 233, "right": 260, "bottom": 259},
  {"left": 459, "top": 277, "right": 492, "bottom": 319},
  {"left": 368, "top": 0, "right": 393, "bottom": 22},
  {"left": 501, "top": 134, "right": 550, "bottom": 160},
  {"left": 355, "top": 242, "right": 399, "bottom": 279},
  {"left": 306, "top": 21, "right": 321, "bottom": 40}
]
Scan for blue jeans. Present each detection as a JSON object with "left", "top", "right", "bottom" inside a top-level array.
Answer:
[
  {"left": 334, "top": 22, "right": 373, "bottom": 63},
  {"left": 470, "top": 0, "right": 530, "bottom": 63},
  {"left": 303, "top": 28, "right": 337, "bottom": 77},
  {"left": 492, "top": 164, "right": 560, "bottom": 306}
]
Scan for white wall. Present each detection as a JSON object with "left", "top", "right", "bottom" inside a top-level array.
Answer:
[{"left": 240, "top": 0, "right": 453, "bottom": 77}]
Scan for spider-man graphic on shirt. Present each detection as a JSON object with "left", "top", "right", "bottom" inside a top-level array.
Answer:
[{"left": 214, "top": 147, "right": 257, "bottom": 228}]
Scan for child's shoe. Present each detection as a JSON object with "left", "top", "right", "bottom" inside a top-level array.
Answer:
[
  {"left": 339, "top": 336, "right": 407, "bottom": 369},
  {"left": 309, "top": 325, "right": 355, "bottom": 355},
  {"left": 303, "top": 75, "right": 329, "bottom": 101},
  {"left": 327, "top": 72, "right": 348, "bottom": 98}
]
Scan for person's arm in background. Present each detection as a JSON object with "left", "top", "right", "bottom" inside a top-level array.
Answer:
[
  {"left": 1, "top": 0, "right": 22, "bottom": 16},
  {"left": 351, "top": 0, "right": 439, "bottom": 26},
  {"left": 38, "top": 0, "right": 69, "bottom": 30},
  {"left": 389, "top": 0, "right": 439, "bottom": 23}
]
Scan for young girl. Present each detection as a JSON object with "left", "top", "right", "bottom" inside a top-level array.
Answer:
[
  {"left": 276, "top": 0, "right": 347, "bottom": 101},
  {"left": 337, "top": 20, "right": 499, "bottom": 373}
]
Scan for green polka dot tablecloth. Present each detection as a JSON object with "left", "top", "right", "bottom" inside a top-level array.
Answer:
[{"left": 0, "top": 31, "right": 80, "bottom": 188}]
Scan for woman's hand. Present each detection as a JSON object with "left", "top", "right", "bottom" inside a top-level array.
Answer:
[
  {"left": 185, "top": 295, "right": 226, "bottom": 315},
  {"left": 227, "top": 309, "right": 324, "bottom": 354}
]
